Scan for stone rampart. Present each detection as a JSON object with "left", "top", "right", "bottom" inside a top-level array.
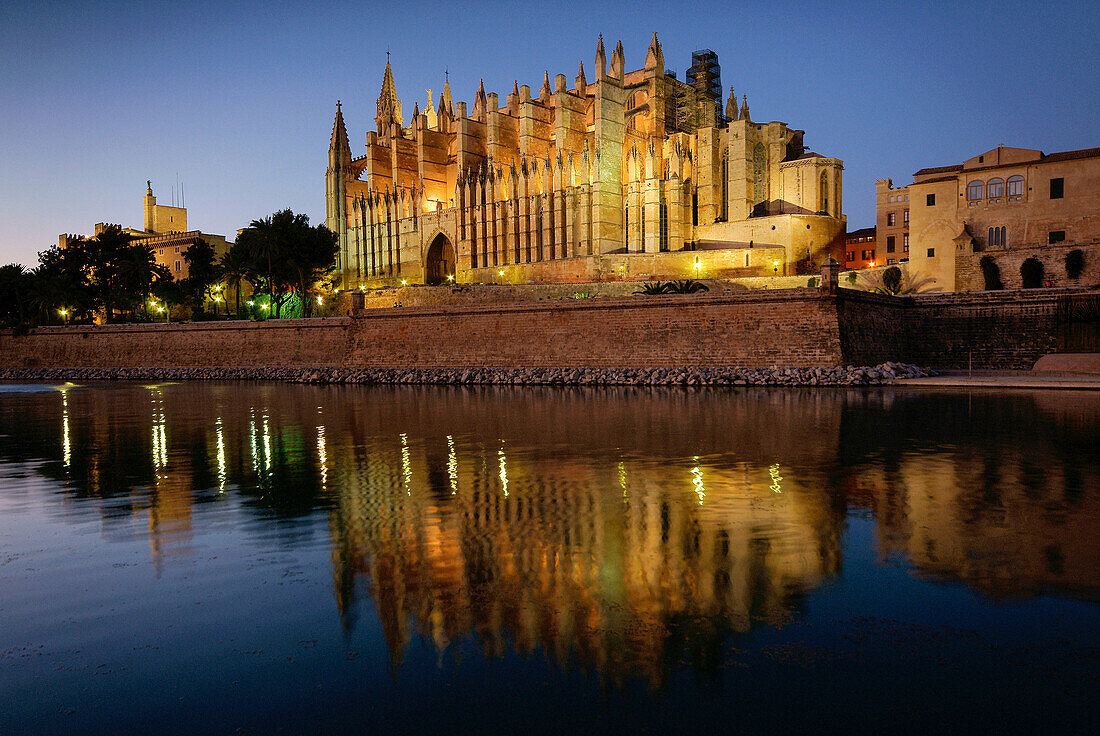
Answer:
[{"left": 1, "top": 289, "right": 1096, "bottom": 373}]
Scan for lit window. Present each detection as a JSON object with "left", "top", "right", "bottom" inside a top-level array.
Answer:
[
  {"left": 887, "top": 212, "right": 896, "bottom": 226},
  {"left": 903, "top": 209, "right": 909, "bottom": 224},
  {"left": 987, "top": 178, "right": 1004, "bottom": 198},
  {"left": 903, "top": 234, "right": 909, "bottom": 251},
  {"left": 967, "top": 180, "right": 984, "bottom": 201},
  {"left": 1006, "top": 176, "right": 1024, "bottom": 198}
]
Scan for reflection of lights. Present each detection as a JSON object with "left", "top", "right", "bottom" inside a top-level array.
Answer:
[
  {"left": 446, "top": 435, "right": 458, "bottom": 495},
  {"left": 618, "top": 460, "right": 628, "bottom": 499},
  {"left": 401, "top": 279, "right": 408, "bottom": 286},
  {"left": 248, "top": 409, "right": 259, "bottom": 473},
  {"left": 690, "top": 456, "right": 705, "bottom": 505},
  {"left": 498, "top": 441, "right": 508, "bottom": 497},
  {"left": 215, "top": 417, "right": 227, "bottom": 491},
  {"left": 61, "top": 389, "right": 71, "bottom": 467},
  {"left": 316, "top": 424, "right": 328, "bottom": 490},
  {"left": 400, "top": 433, "right": 412, "bottom": 495},
  {"left": 769, "top": 463, "right": 783, "bottom": 493},
  {"left": 261, "top": 410, "right": 272, "bottom": 473},
  {"left": 150, "top": 387, "right": 167, "bottom": 470}
]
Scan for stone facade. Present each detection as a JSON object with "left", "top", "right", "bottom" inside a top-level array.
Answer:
[
  {"left": 58, "top": 182, "right": 231, "bottom": 280},
  {"left": 875, "top": 179, "right": 910, "bottom": 266},
  {"left": 898, "top": 146, "right": 1100, "bottom": 291},
  {"left": 326, "top": 35, "right": 845, "bottom": 289}
]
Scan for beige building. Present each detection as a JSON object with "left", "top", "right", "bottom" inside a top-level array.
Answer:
[
  {"left": 875, "top": 179, "right": 909, "bottom": 265},
  {"left": 894, "top": 146, "right": 1100, "bottom": 291},
  {"left": 326, "top": 35, "right": 845, "bottom": 288},
  {"left": 59, "top": 182, "right": 231, "bottom": 280}
]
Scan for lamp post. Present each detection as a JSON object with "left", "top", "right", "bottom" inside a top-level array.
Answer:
[
  {"left": 58, "top": 308, "right": 68, "bottom": 325},
  {"left": 773, "top": 260, "right": 780, "bottom": 276}
]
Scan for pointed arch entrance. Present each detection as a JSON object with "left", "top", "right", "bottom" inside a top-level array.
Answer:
[{"left": 424, "top": 233, "right": 456, "bottom": 285}]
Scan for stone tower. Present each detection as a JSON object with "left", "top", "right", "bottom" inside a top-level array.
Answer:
[{"left": 326, "top": 101, "right": 351, "bottom": 271}]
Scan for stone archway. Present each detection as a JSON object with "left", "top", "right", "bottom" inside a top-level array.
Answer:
[{"left": 424, "top": 233, "right": 456, "bottom": 285}]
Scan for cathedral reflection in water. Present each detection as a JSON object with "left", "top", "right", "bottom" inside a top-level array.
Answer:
[{"left": 9, "top": 382, "right": 1098, "bottom": 685}]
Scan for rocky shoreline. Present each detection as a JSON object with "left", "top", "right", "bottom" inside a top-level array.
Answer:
[{"left": 0, "top": 362, "right": 929, "bottom": 386}]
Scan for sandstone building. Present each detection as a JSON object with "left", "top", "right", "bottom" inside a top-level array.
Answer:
[
  {"left": 59, "top": 182, "right": 231, "bottom": 280},
  {"left": 883, "top": 146, "right": 1100, "bottom": 291},
  {"left": 326, "top": 36, "right": 845, "bottom": 288}
]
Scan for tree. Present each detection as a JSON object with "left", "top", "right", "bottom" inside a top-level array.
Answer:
[
  {"left": 116, "top": 242, "right": 170, "bottom": 319},
  {"left": 1020, "top": 257, "right": 1045, "bottom": 288},
  {"left": 236, "top": 210, "right": 337, "bottom": 318},
  {"left": 881, "top": 266, "right": 903, "bottom": 295},
  {"left": 220, "top": 241, "right": 255, "bottom": 318},
  {"left": 182, "top": 239, "right": 219, "bottom": 317},
  {"left": 0, "top": 264, "right": 30, "bottom": 328}
]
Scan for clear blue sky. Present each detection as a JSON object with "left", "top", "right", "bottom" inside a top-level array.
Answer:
[{"left": 1, "top": 0, "right": 1097, "bottom": 266}]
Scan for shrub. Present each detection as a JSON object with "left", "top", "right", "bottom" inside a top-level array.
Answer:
[
  {"left": 664, "top": 279, "right": 709, "bottom": 294},
  {"left": 634, "top": 282, "right": 667, "bottom": 295},
  {"left": 979, "top": 255, "right": 1004, "bottom": 290},
  {"left": 1065, "top": 249, "right": 1085, "bottom": 280},
  {"left": 846, "top": 272, "right": 858, "bottom": 284},
  {"left": 1020, "top": 257, "right": 1045, "bottom": 288},
  {"left": 806, "top": 277, "right": 818, "bottom": 288},
  {"left": 882, "top": 266, "right": 903, "bottom": 295}
]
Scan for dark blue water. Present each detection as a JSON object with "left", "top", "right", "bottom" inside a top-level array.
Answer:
[{"left": 0, "top": 382, "right": 1097, "bottom": 735}]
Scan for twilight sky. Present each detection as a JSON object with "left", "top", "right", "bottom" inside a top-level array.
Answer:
[{"left": 1, "top": 0, "right": 1097, "bottom": 266}]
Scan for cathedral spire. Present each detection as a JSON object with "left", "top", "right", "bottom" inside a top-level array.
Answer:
[
  {"left": 725, "top": 87, "right": 738, "bottom": 122},
  {"left": 645, "top": 32, "right": 661, "bottom": 70},
  {"left": 740, "top": 94, "right": 750, "bottom": 123},
  {"left": 575, "top": 61, "right": 587, "bottom": 93},
  {"left": 609, "top": 39, "right": 625, "bottom": 81},
  {"left": 474, "top": 79, "right": 487, "bottom": 119},
  {"left": 595, "top": 34, "right": 606, "bottom": 79},
  {"left": 442, "top": 71, "right": 454, "bottom": 115},
  {"left": 539, "top": 70, "right": 552, "bottom": 102},
  {"left": 330, "top": 99, "right": 350, "bottom": 153},
  {"left": 376, "top": 60, "right": 404, "bottom": 128}
]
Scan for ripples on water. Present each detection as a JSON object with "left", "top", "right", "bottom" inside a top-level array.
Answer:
[{"left": 0, "top": 381, "right": 1097, "bottom": 735}]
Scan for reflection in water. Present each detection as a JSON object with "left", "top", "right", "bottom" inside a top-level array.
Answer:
[{"left": 2, "top": 383, "right": 1098, "bottom": 688}]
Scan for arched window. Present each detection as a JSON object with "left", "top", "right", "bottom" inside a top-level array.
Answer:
[
  {"left": 1006, "top": 176, "right": 1024, "bottom": 199},
  {"left": 753, "top": 143, "right": 767, "bottom": 213},
  {"left": 720, "top": 152, "right": 729, "bottom": 221},
  {"left": 987, "top": 178, "right": 1004, "bottom": 199},
  {"left": 820, "top": 171, "right": 829, "bottom": 214},
  {"left": 967, "top": 180, "right": 984, "bottom": 201}
]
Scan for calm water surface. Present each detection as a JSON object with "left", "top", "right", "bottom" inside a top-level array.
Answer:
[{"left": 0, "top": 382, "right": 1097, "bottom": 735}]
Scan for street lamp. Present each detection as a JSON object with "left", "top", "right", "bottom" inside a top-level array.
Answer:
[
  {"left": 773, "top": 260, "right": 780, "bottom": 276},
  {"left": 58, "top": 308, "right": 68, "bottom": 324}
]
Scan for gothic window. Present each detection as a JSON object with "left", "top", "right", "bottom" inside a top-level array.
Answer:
[
  {"left": 820, "top": 171, "right": 829, "bottom": 214},
  {"left": 967, "top": 180, "right": 984, "bottom": 201},
  {"left": 659, "top": 199, "right": 668, "bottom": 252},
  {"left": 1006, "top": 176, "right": 1024, "bottom": 199},
  {"left": 752, "top": 143, "right": 767, "bottom": 213},
  {"left": 692, "top": 188, "right": 698, "bottom": 226},
  {"left": 987, "top": 178, "right": 1004, "bottom": 199},
  {"left": 720, "top": 152, "right": 729, "bottom": 222}
]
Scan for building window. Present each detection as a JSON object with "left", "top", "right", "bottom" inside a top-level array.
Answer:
[
  {"left": 1050, "top": 177, "right": 1064, "bottom": 199},
  {"left": 967, "top": 180, "right": 984, "bottom": 201},
  {"left": 926, "top": 193, "right": 935, "bottom": 206},
  {"left": 820, "top": 171, "right": 829, "bottom": 214},
  {"left": 887, "top": 212, "right": 896, "bottom": 226},
  {"left": 1049, "top": 230, "right": 1066, "bottom": 244},
  {"left": 887, "top": 258, "right": 897, "bottom": 265},
  {"left": 720, "top": 153, "right": 729, "bottom": 221},
  {"left": 886, "top": 236, "right": 896, "bottom": 253},
  {"left": 903, "top": 209, "right": 909, "bottom": 225},
  {"left": 903, "top": 234, "right": 909, "bottom": 251},
  {"left": 927, "top": 248, "right": 935, "bottom": 258},
  {"left": 847, "top": 251, "right": 856, "bottom": 262},
  {"left": 987, "top": 178, "right": 1004, "bottom": 199},
  {"left": 692, "top": 189, "right": 698, "bottom": 226},
  {"left": 1007, "top": 176, "right": 1024, "bottom": 199},
  {"left": 659, "top": 200, "right": 668, "bottom": 252}
]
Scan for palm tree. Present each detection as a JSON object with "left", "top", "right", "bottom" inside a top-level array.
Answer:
[
  {"left": 116, "top": 243, "right": 168, "bottom": 319},
  {"left": 220, "top": 242, "right": 254, "bottom": 318},
  {"left": 0, "top": 264, "right": 29, "bottom": 326}
]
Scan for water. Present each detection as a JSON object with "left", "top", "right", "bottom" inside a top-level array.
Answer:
[{"left": 0, "top": 382, "right": 1097, "bottom": 735}]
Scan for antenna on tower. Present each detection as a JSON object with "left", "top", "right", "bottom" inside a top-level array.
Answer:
[{"left": 181, "top": 181, "right": 185, "bottom": 208}]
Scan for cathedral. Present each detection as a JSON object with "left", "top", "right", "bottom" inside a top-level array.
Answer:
[{"left": 326, "top": 35, "right": 845, "bottom": 288}]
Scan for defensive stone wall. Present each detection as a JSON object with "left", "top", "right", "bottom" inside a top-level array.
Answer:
[
  {"left": 1, "top": 289, "right": 1096, "bottom": 373},
  {"left": 0, "top": 319, "right": 348, "bottom": 369}
]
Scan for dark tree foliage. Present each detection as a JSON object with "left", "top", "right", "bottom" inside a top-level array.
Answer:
[
  {"left": 1065, "top": 249, "right": 1085, "bottom": 280},
  {"left": 1020, "top": 257, "right": 1045, "bottom": 289},
  {"left": 979, "top": 255, "right": 1004, "bottom": 291},
  {"left": 881, "top": 266, "right": 903, "bottom": 295},
  {"left": 182, "top": 239, "right": 219, "bottom": 318},
  {"left": 235, "top": 210, "right": 337, "bottom": 318}
]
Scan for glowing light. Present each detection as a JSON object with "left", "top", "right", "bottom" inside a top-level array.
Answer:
[
  {"left": 316, "top": 296, "right": 323, "bottom": 305},
  {"left": 769, "top": 463, "right": 783, "bottom": 493},
  {"left": 772, "top": 260, "right": 780, "bottom": 267},
  {"left": 446, "top": 274, "right": 454, "bottom": 281},
  {"left": 358, "top": 285, "right": 365, "bottom": 292},
  {"left": 213, "top": 296, "right": 222, "bottom": 302},
  {"left": 156, "top": 306, "right": 164, "bottom": 313},
  {"left": 690, "top": 456, "right": 705, "bottom": 505},
  {"left": 400, "top": 433, "right": 412, "bottom": 495},
  {"left": 61, "top": 389, "right": 71, "bottom": 467},
  {"left": 246, "top": 300, "right": 255, "bottom": 306},
  {"left": 693, "top": 258, "right": 702, "bottom": 271},
  {"left": 498, "top": 441, "right": 508, "bottom": 497},
  {"left": 446, "top": 435, "right": 458, "bottom": 495},
  {"left": 248, "top": 408, "right": 259, "bottom": 473},
  {"left": 497, "top": 270, "right": 504, "bottom": 277},
  {"left": 316, "top": 423, "right": 328, "bottom": 490},
  {"left": 215, "top": 417, "right": 227, "bottom": 491},
  {"left": 618, "top": 460, "right": 628, "bottom": 499},
  {"left": 260, "top": 304, "right": 269, "bottom": 311},
  {"left": 58, "top": 308, "right": 68, "bottom": 317}
]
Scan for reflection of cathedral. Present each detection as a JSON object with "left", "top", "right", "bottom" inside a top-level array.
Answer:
[
  {"left": 327, "top": 436, "right": 840, "bottom": 685},
  {"left": 5, "top": 383, "right": 1098, "bottom": 686}
]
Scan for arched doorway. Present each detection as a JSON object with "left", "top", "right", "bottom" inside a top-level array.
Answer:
[{"left": 424, "top": 233, "right": 456, "bottom": 285}]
